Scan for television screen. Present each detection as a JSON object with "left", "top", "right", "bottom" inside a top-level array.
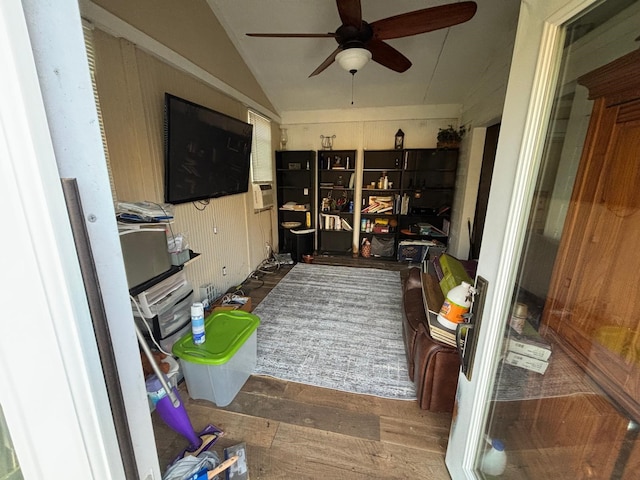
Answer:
[{"left": 164, "top": 93, "right": 253, "bottom": 204}]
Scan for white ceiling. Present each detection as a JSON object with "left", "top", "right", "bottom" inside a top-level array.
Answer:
[{"left": 206, "top": 0, "right": 521, "bottom": 114}]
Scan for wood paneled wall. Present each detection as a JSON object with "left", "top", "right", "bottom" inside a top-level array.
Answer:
[{"left": 93, "top": 29, "right": 276, "bottom": 298}]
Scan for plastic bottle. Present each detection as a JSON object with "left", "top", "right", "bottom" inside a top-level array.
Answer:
[
  {"left": 480, "top": 438, "right": 507, "bottom": 476},
  {"left": 191, "top": 302, "right": 205, "bottom": 345},
  {"left": 437, "top": 281, "right": 472, "bottom": 330},
  {"left": 509, "top": 302, "right": 528, "bottom": 334}
]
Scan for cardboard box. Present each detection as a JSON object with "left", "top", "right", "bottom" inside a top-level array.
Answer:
[{"left": 212, "top": 296, "right": 252, "bottom": 313}]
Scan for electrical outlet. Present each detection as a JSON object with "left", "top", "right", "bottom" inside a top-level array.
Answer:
[
  {"left": 222, "top": 266, "right": 227, "bottom": 276},
  {"left": 213, "top": 226, "right": 218, "bottom": 234}
]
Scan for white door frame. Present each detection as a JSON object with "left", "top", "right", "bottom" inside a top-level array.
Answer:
[
  {"left": 1, "top": 0, "right": 159, "bottom": 478},
  {"left": 445, "top": 0, "right": 598, "bottom": 477}
]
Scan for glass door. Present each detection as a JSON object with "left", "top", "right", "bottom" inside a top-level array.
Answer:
[{"left": 446, "top": 0, "right": 640, "bottom": 478}]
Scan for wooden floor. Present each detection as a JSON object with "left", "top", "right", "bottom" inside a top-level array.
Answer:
[{"left": 152, "top": 256, "right": 453, "bottom": 479}]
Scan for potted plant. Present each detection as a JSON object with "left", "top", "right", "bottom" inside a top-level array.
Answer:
[{"left": 437, "top": 124, "right": 467, "bottom": 148}]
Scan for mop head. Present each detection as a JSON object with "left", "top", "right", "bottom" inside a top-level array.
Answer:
[
  {"left": 171, "top": 424, "right": 223, "bottom": 466},
  {"left": 224, "top": 443, "right": 248, "bottom": 480}
]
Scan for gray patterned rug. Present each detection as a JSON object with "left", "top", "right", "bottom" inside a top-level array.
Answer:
[{"left": 252, "top": 263, "right": 416, "bottom": 400}]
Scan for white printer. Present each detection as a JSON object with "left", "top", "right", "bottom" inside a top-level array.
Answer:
[{"left": 131, "top": 271, "right": 193, "bottom": 352}]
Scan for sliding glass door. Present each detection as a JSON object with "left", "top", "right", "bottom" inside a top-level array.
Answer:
[{"left": 446, "top": 0, "right": 640, "bottom": 478}]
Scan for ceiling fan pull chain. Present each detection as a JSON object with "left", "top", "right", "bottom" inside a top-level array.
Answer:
[{"left": 351, "top": 73, "right": 355, "bottom": 105}]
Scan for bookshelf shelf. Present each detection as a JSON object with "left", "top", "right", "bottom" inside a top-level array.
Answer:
[
  {"left": 317, "top": 150, "right": 357, "bottom": 255},
  {"left": 276, "top": 150, "right": 316, "bottom": 261}
]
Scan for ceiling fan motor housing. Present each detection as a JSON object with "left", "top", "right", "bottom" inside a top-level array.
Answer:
[{"left": 335, "top": 21, "right": 373, "bottom": 50}]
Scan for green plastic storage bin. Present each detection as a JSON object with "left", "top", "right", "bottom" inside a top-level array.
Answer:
[{"left": 173, "top": 310, "right": 260, "bottom": 406}]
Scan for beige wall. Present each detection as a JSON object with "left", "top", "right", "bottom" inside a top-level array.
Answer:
[
  {"left": 449, "top": 15, "right": 518, "bottom": 260},
  {"left": 280, "top": 110, "right": 461, "bottom": 253},
  {"left": 90, "top": 22, "right": 277, "bottom": 298}
]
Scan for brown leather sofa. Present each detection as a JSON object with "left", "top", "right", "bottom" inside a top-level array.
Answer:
[{"left": 401, "top": 267, "right": 460, "bottom": 412}]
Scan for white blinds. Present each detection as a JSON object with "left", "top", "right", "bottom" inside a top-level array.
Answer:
[
  {"left": 248, "top": 110, "right": 273, "bottom": 183},
  {"left": 82, "top": 22, "right": 117, "bottom": 201}
]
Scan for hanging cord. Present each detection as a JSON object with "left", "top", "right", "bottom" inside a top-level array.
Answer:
[{"left": 350, "top": 71, "right": 356, "bottom": 105}]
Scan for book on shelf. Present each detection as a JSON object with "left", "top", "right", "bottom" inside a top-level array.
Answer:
[
  {"left": 503, "top": 351, "right": 549, "bottom": 374},
  {"left": 427, "top": 313, "right": 457, "bottom": 348},
  {"left": 505, "top": 319, "right": 552, "bottom": 361},
  {"left": 400, "top": 194, "right": 410, "bottom": 215},
  {"left": 442, "top": 219, "right": 450, "bottom": 236},
  {"left": 362, "top": 195, "right": 395, "bottom": 214},
  {"left": 320, "top": 213, "right": 345, "bottom": 231},
  {"left": 340, "top": 217, "right": 353, "bottom": 231}
]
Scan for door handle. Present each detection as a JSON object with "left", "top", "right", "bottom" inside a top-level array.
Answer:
[{"left": 457, "top": 276, "right": 488, "bottom": 381}]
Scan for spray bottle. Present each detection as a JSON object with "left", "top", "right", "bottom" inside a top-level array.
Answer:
[{"left": 191, "top": 302, "right": 205, "bottom": 345}]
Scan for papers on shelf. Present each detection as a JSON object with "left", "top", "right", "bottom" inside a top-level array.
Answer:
[
  {"left": 280, "top": 202, "right": 309, "bottom": 211},
  {"left": 116, "top": 201, "right": 174, "bottom": 223}
]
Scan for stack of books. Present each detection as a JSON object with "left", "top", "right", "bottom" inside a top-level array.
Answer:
[
  {"left": 421, "top": 272, "right": 458, "bottom": 348},
  {"left": 503, "top": 319, "right": 552, "bottom": 374},
  {"left": 361, "top": 196, "right": 394, "bottom": 213},
  {"left": 427, "top": 313, "right": 457, "bottom": 348}
]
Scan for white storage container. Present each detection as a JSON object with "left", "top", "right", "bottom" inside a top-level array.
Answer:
[{"left": 172, "top": 310, "right": 260, "bottom": 407}]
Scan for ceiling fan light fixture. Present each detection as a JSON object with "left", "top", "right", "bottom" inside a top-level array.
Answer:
[{"left": 336, "top": 47, "right": 372, "bottom": 74}]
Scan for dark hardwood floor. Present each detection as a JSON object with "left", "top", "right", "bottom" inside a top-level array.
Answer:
[{"left": 152, "top": 255, "right": 453, "bottom": 479}]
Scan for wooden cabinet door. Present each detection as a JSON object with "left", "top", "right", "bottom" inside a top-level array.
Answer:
[{"left": 543, "top": 48, "right": 640, "bottom": 421}]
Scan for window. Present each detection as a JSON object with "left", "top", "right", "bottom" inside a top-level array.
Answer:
[{"left": 248, "top": 110, "right": 273, "bottom": 183}]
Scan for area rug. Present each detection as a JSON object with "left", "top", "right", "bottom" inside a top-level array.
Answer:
[{"left": 252, "top": 263, "right": 416, "bottom": 400}]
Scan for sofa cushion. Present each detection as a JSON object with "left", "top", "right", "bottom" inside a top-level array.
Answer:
[
  {"left": 402, "top": 267, "right": 428, "bottom": 381},
  {"left": 413, "top": 322, "right": 460, "bottom": 412}
]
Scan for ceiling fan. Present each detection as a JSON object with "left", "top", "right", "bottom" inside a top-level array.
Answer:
[{"left": 246, "top": 0, "right": 477, "bottom": 77}]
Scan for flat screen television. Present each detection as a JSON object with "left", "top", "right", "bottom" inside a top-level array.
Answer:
[{"left": 164, "top": 93, "right": 253, "bottom": 204}]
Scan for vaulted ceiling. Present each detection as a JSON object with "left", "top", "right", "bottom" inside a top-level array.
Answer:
[{"left": 206, "top": 0, "right": 521, "bottom": 114}]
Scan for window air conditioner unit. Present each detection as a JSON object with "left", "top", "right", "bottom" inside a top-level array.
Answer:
[{"left": 252, "top": 183, "right": 274, "bottom": 210}]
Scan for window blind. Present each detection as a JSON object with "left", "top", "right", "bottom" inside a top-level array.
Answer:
[
  {"left": 82, "top": 22, "right": 117, "bottom": 200},
  {"left": 248, "top": 110, "right": 273, "bottom": 183}
]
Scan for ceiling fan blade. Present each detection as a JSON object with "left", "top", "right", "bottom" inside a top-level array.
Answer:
[
  {"left": 368, "top": 39, "right": 411, "bottom": 73},
  {"left": 336, "top": 0, "right": 362, "bottom": 28},
  {"left": 246, "top": 33, "right": 335, "bottom": 38},
  {"left": 370, "top": 1, "right": 477, "bottom": 40},
  {"left": 309, "top": 47, "right": 342, "bottom": 77}
]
